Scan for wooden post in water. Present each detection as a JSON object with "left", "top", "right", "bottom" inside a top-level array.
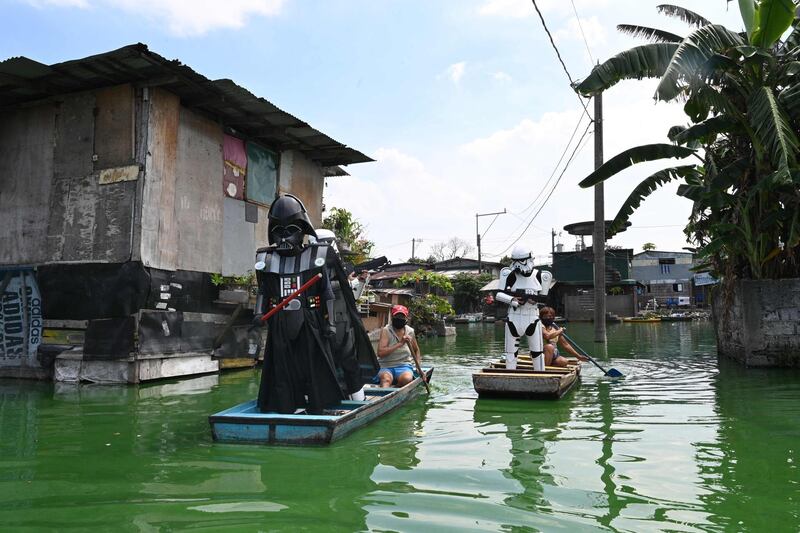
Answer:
[{"left": 593, "top": 92, "right": 607, "bottom": 344}]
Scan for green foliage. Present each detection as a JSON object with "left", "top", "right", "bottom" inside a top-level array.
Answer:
[
  {"left": 408, "top": 294, "right": 454, "bottom": 332},
  {"left": 321, "top": 207, "right": 374, "bottom": 264},
  {"left": 394, "top": 269, "right": 453, "bottom": 293},
  {"left": 574, "top": 2, "right": 800, "bottom": 281},
  {"left": 451, "top": 273, "right": 493, "bottom": 314},
  {"left": 608, "top": 286, "right": 624, "bottom": 295},
  {"left": 642, "top": 242, "right": 657, "bottom": 251},
  {"left": 211, "top": 271, "right": 255, "bottom": 288}
]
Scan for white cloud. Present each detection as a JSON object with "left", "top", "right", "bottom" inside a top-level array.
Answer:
[
  {"left": 553, "top": 16, "right": 607, "bottom": 48},
  {"left": 327, "top": 81, "right": 694, "bottom": 262},
  {"left": 24, "top": 0, "right": 286, "bottom": 36},
  {"left": 441, "top": 61, "right": 467, "bottom": 85},
  {"left": 492, "top": 71, "right": 513, "bottom": 82}
]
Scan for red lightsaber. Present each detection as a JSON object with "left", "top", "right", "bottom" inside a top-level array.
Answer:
[{"left": 259, "top": 273, "right": 323, "bottom": 323}]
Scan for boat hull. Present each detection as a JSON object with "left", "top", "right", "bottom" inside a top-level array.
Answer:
[
  {"left": 209, "top": 368, "right": 433, "bottom": 446},
  {"left": 472, "top": 360, "right": 580, "bottom": 400}
]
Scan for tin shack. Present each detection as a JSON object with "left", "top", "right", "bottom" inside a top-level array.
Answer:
[{"left": 0, "top": 44, "right": 372, "bottom": 383}]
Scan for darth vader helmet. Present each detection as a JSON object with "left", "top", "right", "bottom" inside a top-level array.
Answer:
[
  {"left": 268, "top": 194, "right": 317, "bottom": 255},
  {"left": 510, "top": 245, "right": 535, "bottom": 276}
]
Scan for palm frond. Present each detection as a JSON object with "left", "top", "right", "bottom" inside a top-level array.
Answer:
[
  {"left": 617, "top": 24, "right": 683, "bottom": 43},
  {"left": 785, "top": 19, "right": 800, "bottom": 50},
  {"left": 578, "top": 144, "right": 696, "bottom": 188},
  {"left": 748, "top": 85, "right": 799, "bottom": 169},
  {"left": 778, "top": 81, "right": 800, "bottom": 121},
  {"left": 574, "top": 43, "right": 678, "bottom": 96},
  {"left": 751, "top": 0, "right": 796, "bottom": 49},
  {"left": 673, "top": 115, "right": 737, "bottom": 144},
  {"left": 656, "top": 4, "right": 712, "bottom": 28},
  {"left": 608, "top": 166, "right": 696, "bottom": 235},
  {"left": 656, "top": 25, "right": 746, "bottom": 101}
]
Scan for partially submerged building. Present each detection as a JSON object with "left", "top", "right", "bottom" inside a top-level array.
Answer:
[
  {"left": 0, "top": 44, "right": 372, "bottom": 382},
  {"left": 551, "top": 248, "right": 640, "bottom": 320}
]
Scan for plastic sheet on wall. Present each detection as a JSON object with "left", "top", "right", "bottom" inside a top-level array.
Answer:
[
  {"left": 245, "top": 141, "right": 278, "bottom": 206},
  {"left": 223, "top": 134, "right": 246, "bottom": 199},
  {"left": 0, "top": 268, "right": 42, "bottom": 366}
]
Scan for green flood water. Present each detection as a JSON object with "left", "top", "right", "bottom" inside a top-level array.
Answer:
[{"left": 2, "top": 322, "right": 799, "bottom": 532}]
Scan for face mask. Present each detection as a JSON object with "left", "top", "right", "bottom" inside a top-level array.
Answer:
[
  {"left": 541, "top": 318, "right": 554, "bottom": 327},
  {"left": 392, "top": 317, "right": 407, "bottom": 329}
]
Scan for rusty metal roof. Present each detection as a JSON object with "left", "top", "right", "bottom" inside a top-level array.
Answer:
[{"left": 0, "top": 43, "right": 373, "bottom": 167}]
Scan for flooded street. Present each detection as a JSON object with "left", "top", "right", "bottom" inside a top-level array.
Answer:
[{"left": 2, "top": 321, "right": 799, "bottom": 531}]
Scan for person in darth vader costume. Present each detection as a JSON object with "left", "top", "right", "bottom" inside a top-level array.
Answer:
[{"left": 253, "top": 194, "right": 378, "bottom": 414}]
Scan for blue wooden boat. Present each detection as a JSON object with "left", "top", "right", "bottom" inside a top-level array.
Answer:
[{"left": 209, "top": 368, "right": 433, "bottom": 445}]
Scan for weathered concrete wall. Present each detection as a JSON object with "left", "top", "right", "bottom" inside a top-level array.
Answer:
[
  {"left": 140, "top": 88, "right": 180, "bottom": 271},
  {"left": 174, "top": 107, "right": 224, "bottom": 273},
  {"left": 564, "top": 293, "right": 634, "bottom": 320},
  {"left": 278, "top": 149, "right": 325, "bottom": 225},
  {"left": 0, "top": 105, "right": 55, "bottom": 265},
  {"left": 0, "top": 86, "right": 140, "bottom": 266},
  {"left": 713, "top": 279, "right": 800, "bottom": 367}
]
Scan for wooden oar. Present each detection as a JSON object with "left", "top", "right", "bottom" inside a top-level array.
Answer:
[
  {"left": 559, "top": 328, "right": 623, "bottom": 378},
  {"left": 413, "top": 354, "right": 430, "bottom": 394}
]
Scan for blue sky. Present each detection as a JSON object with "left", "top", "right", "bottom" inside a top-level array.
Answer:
[{"left": 2, "top": 0, "right": 744, "bottom": 262}]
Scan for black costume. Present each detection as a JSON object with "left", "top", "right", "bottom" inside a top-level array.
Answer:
[
  {"left": 254, "top": 195, "right": 377, "bottom": 414},
  {"left": 316, "top": 232, "right": 380, "bottom": 394}
]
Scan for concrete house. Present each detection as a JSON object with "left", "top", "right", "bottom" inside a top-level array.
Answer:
[
  {"left": 0, "top": 44, "right": 371, "bottom": 382},
  {"left": 631, "top": 250, "right": 694, "bottom": 308}
]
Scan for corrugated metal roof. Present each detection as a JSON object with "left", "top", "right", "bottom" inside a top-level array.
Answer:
[
  {"left": 0, "top": 44, "right": 373, "bottom": 167},
  {"left": 372, "top": 288, "right": 416, "bottom": 295}
]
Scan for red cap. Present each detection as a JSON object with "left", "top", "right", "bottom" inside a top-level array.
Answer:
[{"left": 391, "top": 304, "right": 409, "bottom": 316}]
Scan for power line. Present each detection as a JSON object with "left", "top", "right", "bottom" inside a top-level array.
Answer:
[
  {"left": 570, "top": 0, "right": 595, "bottom": 65},
  {"left": 488, "top": 121, "right": 594, "bottom": 257},
  {"left": 530, "top": 0, "right": 592, "bottom": 121}
]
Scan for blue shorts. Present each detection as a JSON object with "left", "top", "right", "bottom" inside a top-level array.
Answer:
[{"left": 375, "top": 364, "right": 415, "bottom": 384}]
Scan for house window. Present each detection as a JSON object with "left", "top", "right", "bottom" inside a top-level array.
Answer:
[
  {"left": 673, "top": 283, "right": 683, "bottom": 292},
  {"left": 646, "top": 284, "right": 651, "bottom": 293},
  {"left": 245, "top": 141, "right": 278, "bottom": 205},
  {"left": 659, "top": 258, "right": 675, "bottom": 274}
]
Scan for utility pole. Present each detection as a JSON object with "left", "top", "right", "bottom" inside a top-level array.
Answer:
[
  {"left": 593, "top": 91, "right": 607, "bottom": 343},
  {"left": 551, "top": 228, "right": 556, "bottom": 261},
  {"left": 476, "top": 209, "right": 506, "bottom": 273},
  {"left": 411, "top": 238, "right": 423, "bottom": 261}
]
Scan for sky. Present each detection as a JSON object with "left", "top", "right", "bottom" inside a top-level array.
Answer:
[{"left": 1, "top": 0, "right": 746, "bottom": 263}]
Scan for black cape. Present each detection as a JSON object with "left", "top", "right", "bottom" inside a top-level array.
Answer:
[
  {"left": 256, "top": 245, "right": 344, "bottom": 414},
  {"left": 326, "top": 252, "right": 380, "bottom": 393}
]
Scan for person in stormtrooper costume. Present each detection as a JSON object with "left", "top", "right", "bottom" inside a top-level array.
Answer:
[
  {"left": 494, "top": 246, "right": 553, "bottom": 371},
  {"left": 252, "top": 195, "right": 376, "bottom": 414}
]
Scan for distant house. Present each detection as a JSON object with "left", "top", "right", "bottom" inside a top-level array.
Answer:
[
  {"left": 551, "top": 248, "right": 640, "bottom": 320},
  {"left": 632, "top": 251, "right": 695, "bottom": 308},
  {"left": 432, "top": 257, "right": 503, "bottom": 279},
  {"left": 0, "top": 44, "right": 372, "bottom": 382}
]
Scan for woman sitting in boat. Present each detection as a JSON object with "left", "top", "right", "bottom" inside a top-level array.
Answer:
[
  {"left": 540, "top": 306, "right": 588, "bottom": 367},
  {"left": 376, "top": 305, "right": 422, "bottom": 387}
]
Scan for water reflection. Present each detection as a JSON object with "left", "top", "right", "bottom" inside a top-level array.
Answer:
[{"left": 1, "top": 322, "right": 800, "bottom": 531}]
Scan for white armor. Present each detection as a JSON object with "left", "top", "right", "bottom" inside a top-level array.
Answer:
[{"left": 495, "top": 246, "right": 553, "bottom": 371}]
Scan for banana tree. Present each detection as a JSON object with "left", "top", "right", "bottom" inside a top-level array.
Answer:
[{"left": 574, "top": 1, "right": 800, "bottom": 280}]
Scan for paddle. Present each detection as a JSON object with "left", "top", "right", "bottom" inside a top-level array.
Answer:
[
  {"left": 412, "top": 352, "right": 430, "bottom": 394},
  {"left": 557, "top": 325, "right": 623, "bottom": 378}
]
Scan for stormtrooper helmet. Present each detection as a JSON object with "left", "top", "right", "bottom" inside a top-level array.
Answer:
[
  {"left": 510, "top": 245, "right": 535, "bottom": 276},
  {"left": 268, "top": 194, "right": 317, "bottom": 255}
]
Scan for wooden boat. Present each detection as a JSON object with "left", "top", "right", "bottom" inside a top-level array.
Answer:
[
  {"left": 472, "top": 358, "right": 580, "bottom": 399},
  {"left": 622, "top": 316, "right": 662, "bottom": 323},
  {"left": 209, "top": 368, "right": 433, "bottom": 446}
]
